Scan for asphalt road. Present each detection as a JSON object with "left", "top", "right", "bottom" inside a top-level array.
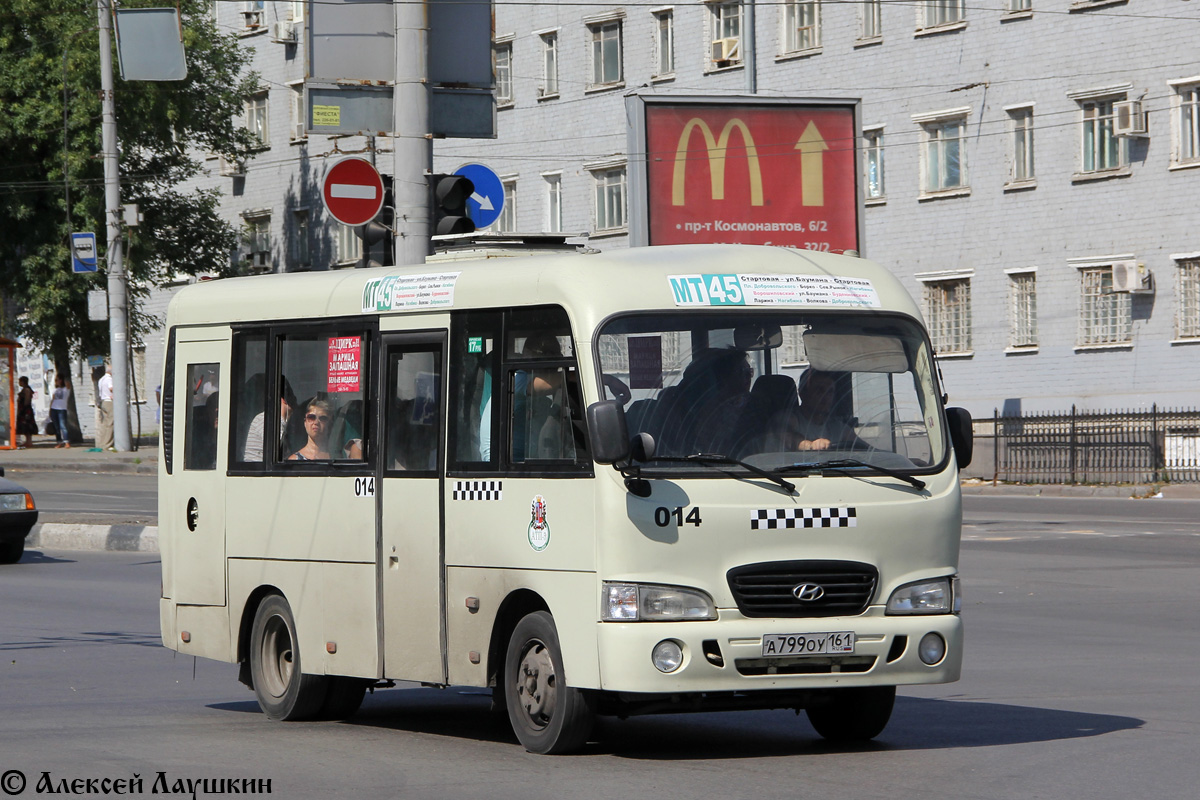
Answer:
[
  {"left": 2, "top": 499, "right": 1198, "bottom": 799},
  {"left": 8, "top": 469, "right": 156, "bottom": 524}
]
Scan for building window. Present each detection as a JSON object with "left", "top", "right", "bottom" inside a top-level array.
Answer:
[
  {"left": 1172, "top": 80, "right": 1200, "bottom": 166},
  {"left": 243, "top": 1, "right": 264, "bottom": 29},
  {"left": 861, "top": 0, "right": 882, "bottom": 39},
  {"left": 922, "top": 0, "right": 965, "bottom": 28},
  {"left": 289, "top": 83, "right": 306, "bottom": 141},
  {"left": 709, "top": 2, "right": 742, "bottom": 65},
  {"left": 922, "top": 277, "right": 972, "bottom": 355},
  {"left": 1079, "top": 98, "right": 1126, "bottom": 173},
  {"left": 335, "top": 224, "right": 361, "bottom": 266},
  {"left": 494, "top": 41, "right": 513, "bottom": 106},
  {"left": 244, "top": 215, "right": 271, "bottom": 272},
  {"left": 783, "top": 1, "right": 820, "bottom": 53},
  {"left": 1009, "top": 106, "right": 1035, "bottom": 183},
  {"left": 589, "top": 20, "right": 623, "bottom": 87},
  {"left": 245, "top": 91, "right": 269, "bottom": 148},
  {"left": 654, "top": 10, "right": 675, "bottom": 77},
  {"left": 1009, "top": 271, "right": 1038, "bottom": 348},
  {"left": 497, "top": 178, "right": 517, "bottom": 232},
  {"left": 592, "top": 167, "right": 626, "bottom": 233},
  {"left": 1078, "top": 266, "right": 1132, "bottom": 346},
  {"left": 917, "top": 114, "right": 968, "bottom": 194},
  {"left": 544, "top": 173, "right": 562, "bottom": 233},
  {"left": 864, "top": 127, "right": 885, "bottom": 200},
  {"left": 540, "top": 32, "right": 558, "bottom": 98},
  {"left": 292, "top": 209, "right": 310, "bottom": 269},
  {"left": 1008, "top": 0, "right": 1032, "bottom": 10},
  {"left": 1177, "top": 258, "right": 1200, "bottom": 339}
]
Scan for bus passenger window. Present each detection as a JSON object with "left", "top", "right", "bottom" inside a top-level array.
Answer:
[
  {"left": 184, "top": 364, "right": 220, "bottom": 471},
  {"left": 449, "top": 312, "right": 501, "bottom": 471},
  {"left": 232, "top": 335, "right": 267, "bottom": 464},
  {"left": 277, "top": 333, "right": 369, "bottom": 463}
]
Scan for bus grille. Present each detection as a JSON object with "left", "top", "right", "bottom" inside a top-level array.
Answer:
[{"left": 726, "top": 561, "right": 878, "bottom": 618}]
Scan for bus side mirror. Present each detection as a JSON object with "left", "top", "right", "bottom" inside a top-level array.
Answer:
[
  {"left": 587, "top": 400, "right": 630, "bottom": 464},
  {"left": 945, "top": 407, "right": 973, "bottom": 469}
]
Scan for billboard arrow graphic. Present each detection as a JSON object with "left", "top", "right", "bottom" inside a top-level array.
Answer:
[{"left": 796, "top": 121, "right": 827, "bottom": 207}]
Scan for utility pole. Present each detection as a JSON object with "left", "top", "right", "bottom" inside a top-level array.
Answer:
[
  {"left": 97, "top": 0, "right": 132, "bottom": 451},
  {"left": 394, "top": 1, "right": 432, "bottom": 265}
]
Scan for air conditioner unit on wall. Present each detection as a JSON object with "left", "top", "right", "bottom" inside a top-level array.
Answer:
[
  {"left": 1111, "top": 259, "right": 1154, "bottom": 293},
  {"left": 711, "top": 37, "right": 740, "bottom": 63},
  {"left": 271, "top": 21, "right": 296, "bottom": 43},
  {"left": 1114, "top": 100, "right": 1148, "bottom": 137},
  {"left": 218, "top": 156, "right": 244, "bottom": 178}
]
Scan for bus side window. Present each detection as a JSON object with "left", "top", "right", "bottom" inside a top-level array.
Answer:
[
  {"left": 184, "top": 363, "right": 220, "bottom": 471},
  {"left": 448, "top": 311, "right": 501, "bottom": 471},
  {"left": 385, "top": 349, "right": 441, "bottom": 473},
  {"left": 231, "top": 334, "right": 267, "bottom": 465}
]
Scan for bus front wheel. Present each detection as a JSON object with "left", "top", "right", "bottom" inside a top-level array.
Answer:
[
  {"left": 805, "top": 685, "right": 896, "bottom": 742},
  {"left": 249, "top": 595, "right": 328, "bottom": 721},
  {"left": 504, "top": 611, "right": 596, "bottom": 754}
]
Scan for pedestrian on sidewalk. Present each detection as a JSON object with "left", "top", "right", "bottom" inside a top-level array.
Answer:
[
  {"left": 16, "top": 376, "right": 37, "bottom": 449},
  {"left": 97, "top": 365, "right": 114, "bottom": 450},
  {"left": 50, "top": 376, "right": 71, "bottom": 448}
]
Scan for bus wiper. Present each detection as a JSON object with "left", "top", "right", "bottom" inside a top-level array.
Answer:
[
  {"left": 775, "top": 458, "right": 925, "bottom": 490},
  {"left": 649, "top": 453, "right": 795, "bottom": 494}
]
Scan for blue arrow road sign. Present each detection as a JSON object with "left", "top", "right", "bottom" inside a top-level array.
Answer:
[
  {"left": 453, "top": 163, "right": 504, "bottom": 229},
  {"left": 71, "top": 232, "right": 98, "bottom": 273}
]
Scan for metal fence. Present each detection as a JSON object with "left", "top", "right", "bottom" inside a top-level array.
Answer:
[{"left": 991, "top": 405, "right": 1200, "bottom": 484}]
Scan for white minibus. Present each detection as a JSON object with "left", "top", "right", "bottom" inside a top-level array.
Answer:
[{"left": 158, "top": 243, "right": 972, "bottom": 754}]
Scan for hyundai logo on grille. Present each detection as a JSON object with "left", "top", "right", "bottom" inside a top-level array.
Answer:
[{"left": 793, "top": 583, "right": 825, "bottom": 602}]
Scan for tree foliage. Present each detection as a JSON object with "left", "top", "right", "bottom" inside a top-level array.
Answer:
[{"left": 0, "top": 0, "right": 258, "bottom": 366}]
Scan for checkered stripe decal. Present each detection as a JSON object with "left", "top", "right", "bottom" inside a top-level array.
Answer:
[
  {"left": 751, "top": 508, "right": 857, "bottom": 530},
  {"left": 452, "top": 481, "right": 503, "bottom": 501}
]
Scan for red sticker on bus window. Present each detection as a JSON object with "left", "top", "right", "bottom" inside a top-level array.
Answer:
[{"left": 328, "top": 336, "right": 362, "bottom": 393}]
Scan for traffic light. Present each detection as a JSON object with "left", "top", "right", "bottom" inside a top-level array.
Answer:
[{"left": 428, "top": 174, "right": 476, "bottom": 235}]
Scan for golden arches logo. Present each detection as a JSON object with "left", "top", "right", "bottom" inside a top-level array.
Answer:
[{"left": 672, "top": 118, "right": 764, "bottom": 207}]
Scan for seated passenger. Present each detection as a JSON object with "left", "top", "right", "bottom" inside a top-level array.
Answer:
[
  {"left": 653, "top": 348, "right": 752, "bottom": 456},
  {"left": 795, "top": 370, "right": 864, "bottom": 452},
  {"left": 289, "top": 399, "right": 334, "bottom": 461}
]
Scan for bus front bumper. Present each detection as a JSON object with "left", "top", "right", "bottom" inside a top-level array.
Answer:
[{"left": 595, "top": 608, "right": 962, "bottom": 697}]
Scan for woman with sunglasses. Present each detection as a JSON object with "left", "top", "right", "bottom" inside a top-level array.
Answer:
[{"left": 288, "top": 399, "right": 334, "bottom": 461}]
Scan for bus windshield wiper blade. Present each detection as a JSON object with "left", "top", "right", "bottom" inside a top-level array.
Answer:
[
  {"left": 778, "top": 457, "right": 925, "bottom": 490},
  {"left": 648, "top": 453, "right": 796, "bottom": 493}
]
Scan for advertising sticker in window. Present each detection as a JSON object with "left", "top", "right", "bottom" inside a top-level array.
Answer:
[{"left": 328, "top": 336, "right": 362, "bottom": 393}]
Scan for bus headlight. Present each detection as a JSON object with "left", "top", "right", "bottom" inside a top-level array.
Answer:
[
  {"left": 602, "top": 582, "right": 717, "bottom": 621},
  {"left": 886, "top": 577, "right": 959, "bottom": 615}
]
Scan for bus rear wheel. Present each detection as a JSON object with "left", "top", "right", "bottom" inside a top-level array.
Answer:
[
  {"left": 504, "top": 611, "right": 595, "bottom": 754},
  {"left": 806, "top": 686, "right": 896, "bottom": 743},
  {"left": 250, "top": 595, "right": 328, "bottom": 721}
]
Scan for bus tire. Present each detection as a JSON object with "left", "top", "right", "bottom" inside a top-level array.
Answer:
[
  {"left": 504, "top": 611, "right": 595, "bottom": 754},
  {"left": 249, "top": 594, "right": 328, "bottom": 721},
  {"left": 806, "top": 686, "right": 896, "bottom": 742},
  {"left": 319, "top": 677, "right": 368, "bottom": 721}
]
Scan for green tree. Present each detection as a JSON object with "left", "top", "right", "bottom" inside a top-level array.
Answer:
[{"left": 0, "top": 0, "right": 257, "bottom": 438}]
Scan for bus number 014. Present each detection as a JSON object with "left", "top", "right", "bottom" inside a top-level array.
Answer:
[
  {"left": 354, "top": 477, "right": 375, "bottom": 498},
  {"left": 654, "top": 506, "right": 702, "bottom": 527}
]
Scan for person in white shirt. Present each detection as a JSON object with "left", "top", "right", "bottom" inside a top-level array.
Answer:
[
  {"left": 97, "top": 366, "right": 114, "bottom": 449},
  {"left": 50, "top": 376, "right": 72, "bottom": 448}
]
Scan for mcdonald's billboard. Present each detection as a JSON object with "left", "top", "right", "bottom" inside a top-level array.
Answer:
[{"left": 628, "top": 97, "right": 861, "bottom": 252}]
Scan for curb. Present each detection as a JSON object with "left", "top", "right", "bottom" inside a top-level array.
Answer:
[{"left": 28, "top": 523, "right": 159, "bottom": 553}]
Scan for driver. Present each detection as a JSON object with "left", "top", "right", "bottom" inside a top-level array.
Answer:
[{"left": 795, "top": 370, "right": 862, "bottom": 452}]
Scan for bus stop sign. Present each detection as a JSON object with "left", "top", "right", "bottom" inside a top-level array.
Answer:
[{"left": 322, "top": 157, "right": 385, "bottom": 227}]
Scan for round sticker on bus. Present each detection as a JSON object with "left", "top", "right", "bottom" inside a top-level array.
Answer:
[{"left": 528, "top": 495, "right": 550, "bottom": 551}]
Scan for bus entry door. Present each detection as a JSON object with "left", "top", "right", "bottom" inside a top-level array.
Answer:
[{"left": 379, "top": 335, "right": 447, "bottom": 684}]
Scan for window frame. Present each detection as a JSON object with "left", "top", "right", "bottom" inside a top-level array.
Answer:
[
  {"left": 1006, "top": 104, "right": 1036, "bottom": 187},
  {"left": 538, "top": 30, "right": 559, "bottom": 99},
  {"left": 497, "top": 177, "right": 518, "bottom": 232},
  {"left": 1075, "top": 262, "right": 1133, "bottom": 348},
  {"left": 919, "top": 0, "right": 966, "bottom": 32},
  {"left": 494, "top": 38, "right": 514, "bottom": 107},
  {"left": 243, "top": 213, "right": 272, "bottom": 272},
  {"left": 587, "top": 18, "right": 624, "bottom": 89},
  {"left": 707, "top": 1, "right": 743, "bottom": 67},
  {"left": 1006, "top": 268, "right": 1039, "bottom": 351},
  {"left": 918, "top": 273, "right": 974, "bottom": 357},
  {"left": 291, "top": 208, "right": 310, "bottom": 270},
  {"left": 1068, "top": 87, "right": 1131, "bottom": 178},
  {"left": 913, "top": 108, "right": 970, "bottom": 197},
  {"left": 1169, "top": 77, "right": 1200, "bottom": 168},
  {"left": 860, "top": 0, "right": 882, "bottom": 42},
  {"left": 863, "top": 126, "right": 886, "bottom": 202},
  {"left": 782, "top": 0, "right": 821, "bottom": 55},
  {"left": 652, "top": 8, "right": 675, "bottom": 78},
  {"left": 245, "top": 90, "right": 269, "bottom": 149},
  {"left": 544, "top": 172, "right": 563, "bottom": 233},
  {"left": 589, "top": 163, "right": 627, "bottom": 234}
]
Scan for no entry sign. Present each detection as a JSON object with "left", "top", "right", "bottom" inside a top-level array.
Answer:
[{"left": 322, "top": 157, "right": 384, "bottom": 226}]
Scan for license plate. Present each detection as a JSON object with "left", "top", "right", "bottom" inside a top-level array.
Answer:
[{"left": 761, "top": 631, "right": 855, "bottom": 657}]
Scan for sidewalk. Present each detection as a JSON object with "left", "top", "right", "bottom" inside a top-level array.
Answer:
[
  {"left": 960, "top": 478, "right": 1200, "bottom": 500},
  {"left": 0, "top": 434, "right": 157, "bottom": 475}
]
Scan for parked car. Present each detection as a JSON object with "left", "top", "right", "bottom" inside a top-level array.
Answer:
[{"left": 0, "top": 468, "right": 37, "bottom": 564}]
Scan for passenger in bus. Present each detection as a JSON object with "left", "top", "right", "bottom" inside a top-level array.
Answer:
[
  {"left": 242, "top": 377, "right": 295, "bottom": 461},
  {"left": 795, "top": 370, "right": 864, "bottom": 452},
  {"left": 289, "top": 399, "right": 334, "bottom": 461},
  {"left": 654, "top": 348, "right": 752, "bottom": 456},
  {"left": 512, "top": 333, "right": 567, "bottom": 461}
]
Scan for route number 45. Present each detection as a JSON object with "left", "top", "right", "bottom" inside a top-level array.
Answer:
[
  {"left": 654, "top": 506, "right": 703, "bottom": 527},
  {"left": 705, "top": 274, "right": 744, "bottom": 305}
]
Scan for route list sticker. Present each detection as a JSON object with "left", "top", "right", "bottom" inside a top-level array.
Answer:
[
  {"left": 668, "top": 273, "right": 880, "bottom": 308},
  {"left": 362, "top": 272, "right": 462, "bottom": 312},
  {"left": 328, "top": 336, "right": 362, "bottom": 393}
]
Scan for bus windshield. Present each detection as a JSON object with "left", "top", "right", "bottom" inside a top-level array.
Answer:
[{"left": 595, "top": 312, "right": 947, "bottom": 474}]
